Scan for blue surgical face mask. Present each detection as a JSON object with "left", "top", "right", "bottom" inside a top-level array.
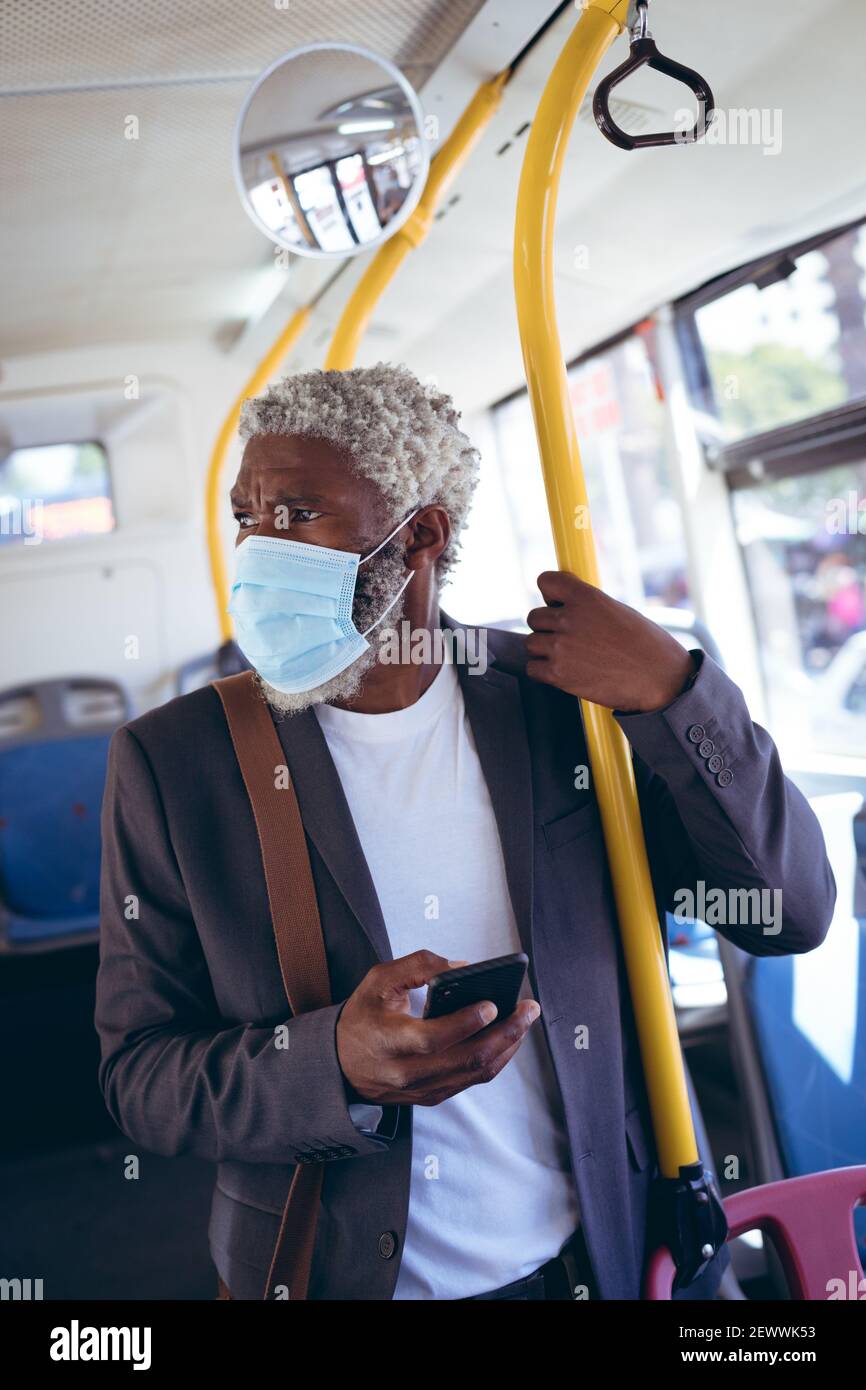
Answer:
[{"left": 227, "top": 508, "right": 419, "bottom": 695}]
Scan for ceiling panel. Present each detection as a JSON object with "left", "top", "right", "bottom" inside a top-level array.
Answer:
[
  {"left": 0, "top": 0, "right": 485, "bottom": 355},
  {"left": 4, "top": 0, "right": 866, "bottom": 413},
  {"left": 1, "top": 0, "right": 479, "bottom": 93},
  {"left": 290, "top": 0, "right": 866, "bottom": 414}
]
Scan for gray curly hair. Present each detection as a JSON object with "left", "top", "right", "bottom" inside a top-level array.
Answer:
[{"left": 238, "top": 362, "right": 481, "bottom": 582}]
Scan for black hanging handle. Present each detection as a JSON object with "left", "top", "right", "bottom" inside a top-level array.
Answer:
[{"left": 592, "top": 0, "right": 715, "bottom": 151}]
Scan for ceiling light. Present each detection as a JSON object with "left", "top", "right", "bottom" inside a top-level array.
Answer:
[{"left": 337, "top": 119, "right": 395, "bottom": 135}]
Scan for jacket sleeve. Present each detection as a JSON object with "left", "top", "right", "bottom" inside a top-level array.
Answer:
[
  {"left": 95, "top": 725, "right": 397, "bottom": 1165},
  {"left": 613, "top": 652, "right": 836, "bottom": 957}
]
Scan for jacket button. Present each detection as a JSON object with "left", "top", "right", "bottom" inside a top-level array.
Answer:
[
  {"left": 687, "top": 725, "right": 705, "bottom": 743},
  {"left": 377, "top": 1231, "right": 397, "bottom": 1259},
  {"left": 707, "top": 753, "right": 724, "bottom": 774},
  {"left": 698, "top": 739, "right": 714, "bottom": 758},
  {"left": 717, "top": 768, "right": 734, "bottom": 787}
]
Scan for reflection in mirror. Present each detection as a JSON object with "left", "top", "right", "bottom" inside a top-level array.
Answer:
[{"left": 234, "top": 42, "right": 429, "bottom": 259}]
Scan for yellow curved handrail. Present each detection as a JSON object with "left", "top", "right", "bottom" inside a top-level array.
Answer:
[
  {"left": 513, "top": 0, "right": 698, "bottom": 1179},
  {"left": 325, "top": 70, "right": 508, "bottom": 370}
]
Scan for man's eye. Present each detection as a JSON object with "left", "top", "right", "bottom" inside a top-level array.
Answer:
[
  {"left": 293, "top": 509, "right": 322, "bottom": 524},
  {"left": 234, "top": 512, "right": 256, "bottom": 529}
]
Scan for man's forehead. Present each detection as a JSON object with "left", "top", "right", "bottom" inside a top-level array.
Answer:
[
  {"left": 239, "top": 432, "right": 350, "bottom": 471},
  {"left": 232, "top": 433, "right": 381, "bottom": 503}
]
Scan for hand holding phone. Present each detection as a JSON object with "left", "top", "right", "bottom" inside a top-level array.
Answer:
[
  {"left": 422, "top": 952, "right": 529, "bottom": 1021},
  {"left": 335, "top": 949, "right": 540, "bottom": 1110}
]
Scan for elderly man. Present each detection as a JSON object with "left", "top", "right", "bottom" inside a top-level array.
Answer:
[{"left": 96, "top": 362, "right": 834, "bottom": 1302}]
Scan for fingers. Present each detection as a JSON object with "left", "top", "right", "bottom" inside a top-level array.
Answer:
[
  {"left": 396, "top": 999, "right": 541, "bottom": 1090},
  {"left": 370, "top": 949, "right": 452, "bottom": 1002},
  {"left": 537, "top": 569, "right": 584, "bottom": 604},
  {"left": 524, "top": 658, "right": 561, "bottom": 687},
  {"left": 395, "top": 998, "right": 502, "bottom": 1056},
  {"left": 525, "top": 632, "right": 563, "bottom": 684},
  {"left": 526, "top": 604, "right": 566, "bottom": 633},
  {"left": 524, "top": 631, "right": 556, "bottom": 661},
  {"left": 417, "top": 1036, "right": 526, "bottom": 1106},
  {"left": 413, "top": 1001, "right": 541, "bottom": 1097}
]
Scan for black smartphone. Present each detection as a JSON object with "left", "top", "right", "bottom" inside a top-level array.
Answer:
[{"left": 422, "top": 952, "right": 529, "bottom": 1022}]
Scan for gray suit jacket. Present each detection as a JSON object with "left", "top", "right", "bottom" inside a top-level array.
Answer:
[{"left": 95, "top": 612, "right": 835, "bottom": 1299}]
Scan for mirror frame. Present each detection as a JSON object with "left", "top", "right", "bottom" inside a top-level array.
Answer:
[{"left": 232, "top": 40, "right": 431, "bottom": 261}]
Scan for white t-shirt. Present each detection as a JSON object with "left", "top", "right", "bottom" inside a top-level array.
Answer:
[{"left": 314, "top": 655, "right": 581, "bottom": 1299}]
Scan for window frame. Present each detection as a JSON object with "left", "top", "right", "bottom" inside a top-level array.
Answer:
[{"left": 672, "top": 214, "right": 866, "bottom": 487}]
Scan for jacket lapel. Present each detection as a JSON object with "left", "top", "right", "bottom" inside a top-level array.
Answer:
[
  {"left": 440, "top": 611, "right": 535, "bottom": 964},
  {"left": 272, "top": 707, "right": 393, "bottom": 964}
]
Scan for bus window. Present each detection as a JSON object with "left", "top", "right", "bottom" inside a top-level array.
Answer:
[
  {"left": 679, "top": 217, "right": 866, "bottom": 767},
  {"left": 731, "top": 461, "right": 866, "bottom": 760},
  {"left": 0, "top": 442, "right": 114, "bottom": 546},
  {"left": 689, "top": 222, "right": 866, "bottom": 441},
  {"left": 247, "top": 177, "right": 309, "bottom": 249},
  {"left": 335, "top": 154, "right": 382, "bottom": 243},
  {"left": 293, "top": 165, "right": 356, "bottom": 253},
  {"left": 484, "top": 329, "right": 690, "bottom": 619}
]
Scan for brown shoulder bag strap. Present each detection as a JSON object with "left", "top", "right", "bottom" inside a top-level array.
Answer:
[{"left": 213, "top": 669, "right": 331, "bottom": 1302}]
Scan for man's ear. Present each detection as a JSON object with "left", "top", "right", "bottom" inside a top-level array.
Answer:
[{"left": 406, "top": 505, "right": 450, "bottom": 571}]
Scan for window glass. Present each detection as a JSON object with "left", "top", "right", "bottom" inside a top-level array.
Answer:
[
  {"left": 335, "top": 154, "right": 381, "bottom": 243},
  {"left": 293, "top": 166, "right": 354, "bottom": 253},
  {"left": 248, "top": 177, "right": 308, "bottom": 249},
  {"left": 731, "top": 460, "right": 866, "bottom": 759},
  {"left": 695, "top": 224, "right": 866, "bottom": 441},
  {"left": 0, "top": 442, "right": 114, "bottom": 545},
  {"left": 567, "top": 335, "right": 690, "bottom": 610},
  {"left": 368, "top": 135, "right": 422, "bottom": 227},
  {"left": 485, "top": 331, "right": 690, "bottom": 619}
]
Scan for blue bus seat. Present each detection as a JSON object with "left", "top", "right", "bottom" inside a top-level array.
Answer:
[
  {"left": 0, "top": 679, "right": 130, "bottom": 951},
  {"left": 717, "top": 792, "right": 866, "bottom": 1276}
]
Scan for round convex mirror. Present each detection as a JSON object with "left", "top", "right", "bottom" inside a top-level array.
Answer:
[{"left": 233, "top": 41, "right": 430, "bottom": 259}]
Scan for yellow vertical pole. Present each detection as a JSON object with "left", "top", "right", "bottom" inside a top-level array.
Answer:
[
  {"left": 513, "top": 0, "right": 698, "bottom": 1178},
  {"left": 267, "top": 150, "right": 317, "bottom": 249}
]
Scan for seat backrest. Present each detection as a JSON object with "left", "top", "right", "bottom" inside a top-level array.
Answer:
[
  {"left": 740, "top": 793, "right": 866, "bottom": 1175},
  {"left": 646, "top": 1166, "right": 866, "bottom": 1300},
  {"left": 717, "top": 789, "right": 866, "bottom": 1284},
  {"left": 0, "top": 679, "right": 129, "bottom": 943}
]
